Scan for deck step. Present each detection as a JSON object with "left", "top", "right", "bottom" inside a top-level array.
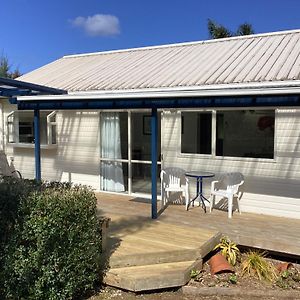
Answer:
[
  {"left": 102, "top": 215, "right": 222, "bottom": 291},
  {"left": 104, "top": 259, "right": 203, "bottom": 292},
  {"left": 107, "top": 248, "right": 201, "bottom": 268},
  {"left": 104, "top": 226, "right": 222, "bottom": 268}
]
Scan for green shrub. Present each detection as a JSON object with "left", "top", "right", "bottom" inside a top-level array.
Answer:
[
  {"left": 1, "top": 181, "right": 102, "bottom": 300},
  {"left": 0, "top": 177, "right": 40, "bottom": 245},
  {"left": 0, "top": 177, "right": 42, "bottom": 297}
]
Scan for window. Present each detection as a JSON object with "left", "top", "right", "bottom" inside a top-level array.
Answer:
[
  {"left": 7, "top": 111, "right": 57, "bottom": 146},
  {"left": 216, "top": 110, "right": 274, "bottom": 159},
  {"left": 181, "top": 109, "right": 275, "bottom": 159},
  {"left": 18, "top": 121, "right": 34, "bottom": 143},
  {"left": 181, "top": 112, "right": 212, "bottom": 154}
]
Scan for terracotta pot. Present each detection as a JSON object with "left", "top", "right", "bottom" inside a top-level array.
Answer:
[
  {"left": 209, "top": 253, "right": 235, "bottom": 275},
  {"left": 277, "top": 262, "right": 293, "bottom": 273}
]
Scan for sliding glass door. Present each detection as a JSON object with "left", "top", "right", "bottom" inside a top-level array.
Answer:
[
  {"left": 100, "top": 111, "right": 161, "bottom": 195},
  {"left": 131, "top": 112, "right": 161, "bottom": 194},
  {"left": 100, "top": 112, "right": 128, "bottom": 192}
]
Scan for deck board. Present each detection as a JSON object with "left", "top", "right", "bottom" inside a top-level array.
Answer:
[
  {"left": 106, "top": 214, "right": 220, "bottom": 261},
  {"left": 97, "top": 193, "right": 300, "bottom": 257}
]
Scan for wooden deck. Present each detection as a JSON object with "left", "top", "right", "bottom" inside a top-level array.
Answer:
[{"left": 97, "top": 193, "right": 300, "bottom": 291}]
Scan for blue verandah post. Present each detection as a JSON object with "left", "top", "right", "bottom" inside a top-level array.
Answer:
[
  {"left": 151, "top": 108, "right": 158, "bottom": 219},
  {"left": 34, "top": 109, "right": 41, "bottom": 181}
]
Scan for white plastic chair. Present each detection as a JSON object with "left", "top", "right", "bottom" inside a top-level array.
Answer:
[
  {"left": 160, "top": 167, "right": 189, "bottom": 207},
  {"left": 209, "top": 172, "right": 244, "bottom": 218}
]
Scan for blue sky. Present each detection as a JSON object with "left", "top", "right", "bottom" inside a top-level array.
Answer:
[{"left": 1, "top": 0, "right": 300, "bottom": 74}]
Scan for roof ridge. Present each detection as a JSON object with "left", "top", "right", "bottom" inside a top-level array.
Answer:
[{"left": 63, "top": 28, "right": 300, "bottom": 59}]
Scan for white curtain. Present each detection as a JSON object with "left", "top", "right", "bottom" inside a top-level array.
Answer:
[{"left": 100, "top": 112, "right": 125, "bottom": 192}]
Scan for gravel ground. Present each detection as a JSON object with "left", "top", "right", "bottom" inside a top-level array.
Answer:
[{"left": 89, "top": 286, "right": 295, "bottom": 300}]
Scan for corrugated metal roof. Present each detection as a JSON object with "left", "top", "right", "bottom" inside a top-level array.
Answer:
[{"left": 19, "top": 29, "right": 300, "bottom": 92}]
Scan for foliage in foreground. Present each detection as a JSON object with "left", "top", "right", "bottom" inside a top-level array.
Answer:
[
  {"left": 0, "top": 177, "right": 40, "bottom": 251},
  {"left": 214, "top": 236, "right": 240, "bottom": 266},
  {"left": 0, "top": 178, "right": 102, "bottom": 300},
  {"left": 242, "top": 250, "right": 277, "bottom": 282}
]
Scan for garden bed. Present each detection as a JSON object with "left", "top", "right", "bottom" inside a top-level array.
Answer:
[
  {"left": 184, "top": 237, "right": 300, "bottom": 298},
  {"left": 91, "top": 251, "right": 300, "bottom": 300},
  {"left": 188, "top": 256, "right": 300, "bottom": 291}
]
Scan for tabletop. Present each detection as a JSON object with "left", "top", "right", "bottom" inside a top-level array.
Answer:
[{"left": 185, "top": 171, "right": 215, "bottom": 178}]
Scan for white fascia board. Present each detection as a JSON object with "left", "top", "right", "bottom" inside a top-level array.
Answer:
[{"left": 17, "top": 81, "right": 300, "bottom": 101}]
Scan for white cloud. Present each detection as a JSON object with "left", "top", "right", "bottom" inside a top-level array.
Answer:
[{"left": 71, "top": 14, "right": 120, "bottom": 37}]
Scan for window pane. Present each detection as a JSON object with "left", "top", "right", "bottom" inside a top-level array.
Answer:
[
  {"left": 7, "top": 114, "right": 15, "bottom": 143},
  {"left": 49, "top": 114, "right": 56, "bottom": 122},
  {"left": 216, "top": 110, "right": 275, "bottom": 158},
  {"left": 100, "top": 112, "right": 128, "bottom": 159},
  {"left": 18, "top": 112, "right": 34, "bottom": 144},
  {"left": 181, "top": 112, "right": 212, "bottom": 154},
  {"left": 131, "top": 113, "right": 161, "bottom": 161},
  {"left": 51, "top": 125, "right": 57, "bottom": 144},
  {"left": 100, "top": 161, "right": 128, "bottom": 192},
  {"left": 19, "top": 121, "right": 34, "bottom": 143},
  {"left": 132, "top": 163, "right": 161, "bottom": 194}
]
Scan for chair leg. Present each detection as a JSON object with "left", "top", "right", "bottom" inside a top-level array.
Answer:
[
  {"left": 236, "top": 196, "right": 241, "bottom": 214},
  {"left": 185, "top": 186, "right": 189, "bottom": 210},
  {"left": 166, "top": 191, "right": 170, "bottom": 204},
  {"left": 228, "top": 195, "right": 233, "bottom": 218},
  {"left": 209, "top": 194, "right": 215, "bottom": 213}
]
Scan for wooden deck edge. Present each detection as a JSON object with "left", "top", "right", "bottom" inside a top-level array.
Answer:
[
  {"left": 104, "top": 259, "right": 203, "bottom": 292},
  {"left": 199, "top": 231, "right": 223, "bottom": 258},
  {"left": 106, "top": 231, "right": 222, "bottom": 268},
  {"left": 107, "top": 248, "right": 201, "bottom": 268},
  {"left": 230, "top": 234, "right": 300, "bottom": 257}
]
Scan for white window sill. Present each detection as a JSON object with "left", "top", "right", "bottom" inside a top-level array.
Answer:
[
  {"left": 8, "top": 143, "right": 58, "bottom": 150},
  {"left": 179, "top": 152, "right": 276, "bottom": 163}
]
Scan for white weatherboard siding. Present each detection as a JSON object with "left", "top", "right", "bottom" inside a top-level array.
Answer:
[
  {"left": 161, "top": 110, "right": 300, "bottom": 219},
  {"left": 57, "top": 111, "right": 100, "bottom": 189},
  {"left": 2, "top": 100, "right": 100, "bottom": 190}
]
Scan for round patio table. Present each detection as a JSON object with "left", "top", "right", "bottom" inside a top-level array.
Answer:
[{"left": 185, "top": 171, "right": 215, "bottom": 213}]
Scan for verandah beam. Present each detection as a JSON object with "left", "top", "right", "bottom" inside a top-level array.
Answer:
[{"left": 17, "top": 95, "right": 300, "bottom": 111}]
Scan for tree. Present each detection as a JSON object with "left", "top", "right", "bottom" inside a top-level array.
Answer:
[
  {"left": 0, "top": 53, "right": 21, "bottom": 78},
  {"left": 236, "top": 23, "right": 254, "bottom": 36},
  {"left": 0, "top": 55, "right": 10, "bottom": 78},
  {"left": 208, "top": 19, "right": 232, "bottom": 39},
  {"left": 208, "top": 19, "right": 254, "bottom": 39}
]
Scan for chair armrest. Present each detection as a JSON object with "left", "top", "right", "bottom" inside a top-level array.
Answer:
[
  {"left": 211, "top": 180, "right": 219, "bottom": 192},
  {"left": 160, "top": 170, "right": 166, "bottom": 180}
]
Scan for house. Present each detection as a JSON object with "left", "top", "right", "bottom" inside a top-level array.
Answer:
[{"left": 1, "top": 29, "right": 300, "bottom": 219}]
